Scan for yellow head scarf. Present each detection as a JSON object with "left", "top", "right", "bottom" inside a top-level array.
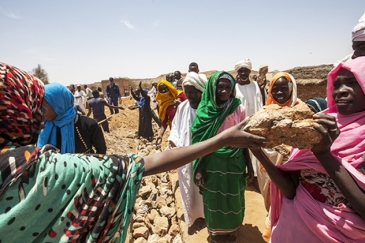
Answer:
[
  {"left": 266, "top": 72, "right": 297, "bottom": 107},
  {"left": 155, "top": 80, "right": 182, "bottom": 126}
]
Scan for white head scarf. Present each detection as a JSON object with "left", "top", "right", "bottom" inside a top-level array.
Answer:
[
  {"left": 352, "top": 12, "right": 365, "bottom": 41},
  {"left": 234, "top": 58, "right": 252, "bottom": 71},
  {"left": 182, "top": 72, "right": 207, "bottom": 92}
]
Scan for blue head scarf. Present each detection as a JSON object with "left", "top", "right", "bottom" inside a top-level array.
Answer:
[
  {"left": 37, "top": 83, "right": 77, "bottom": 153},
  {"left": 139, "top": 89, "right": 148, "bottom": 109}
]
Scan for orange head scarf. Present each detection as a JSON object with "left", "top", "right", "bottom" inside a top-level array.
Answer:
[
  {"left": 266, "top": 72, "right": 297, "bottom": 107},
  {"left": 155, "top": 80, "right": 182, "bottom": 125}
]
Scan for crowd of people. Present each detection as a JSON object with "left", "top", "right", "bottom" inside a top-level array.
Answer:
[{"left": 1, "top": 11, "right": 365, "bottom": 243}]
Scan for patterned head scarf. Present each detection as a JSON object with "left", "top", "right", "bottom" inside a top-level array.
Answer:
[
  {"left": 352, "top": 12, "right": 365, "bottom": 41},
  {"left": 304, "top": 97, "right": 327, "bottom": 113},
  {"left": 182, "top": 72, "right": 207, "bottom": 92},
  {"left": 234, "top": 58, "right": 252, "bottom": 71},
  {"left": 155, "top": 80, "right": 182, "bottom": 125},
  {"left": 266, "top": 71, "right": 298, "bottom": 107},
  {"left": 191, "top": 71, "right": 241, "bottom": 178},
  {"left": 37, "top": 83, "right": 76, "bottom": 153},
  {"left": 0, "top": 63, "right": 44, "bottom": 148}
]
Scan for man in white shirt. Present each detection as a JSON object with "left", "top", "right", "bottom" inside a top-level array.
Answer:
[
  {"left": 74, "top": 84, "right": 87, "bottom": 113},
  {"left": 84, "top": 85, "right": 93, "bottom": 100},
  {"left": 168, "top": 72, "right": 207, "bottom": 230},
  {"left": 234, "top": 58, "right": 267, "bottom": 183}
]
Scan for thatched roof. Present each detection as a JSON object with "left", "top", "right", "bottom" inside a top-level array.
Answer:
[
  {"left": 295, "top": 78, "right": 326, "bottom": 85},
  {"left": 284, "top": 64, "right": 334, "bottom": 80}
]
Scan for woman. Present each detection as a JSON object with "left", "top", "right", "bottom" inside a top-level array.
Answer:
[
  {"left": 304, "top": 97, "right": 327, "bottom": 113},
  {"left": 155, "top": 79, "right": 186, "bottom": 143},
  {"left": 192, "top": 71, "right": 246, "bottom": 243},
  {"left": 257, "top": 72, "right": 299, "bottom": 209},
  {"left": 131, "top": 82, "right": 154, "bottom": 140},
  {"left": 37, "top": 83, "right": 106, "bottom": 154},
  {"left": 254, "top": 72, "right": 298, "bottom": 242},
  {"left": 252, "top": 57, "right": 365, "bottom": 242},
  {"left": 0, "top": 62, "right": 265, "bottom": 243}
]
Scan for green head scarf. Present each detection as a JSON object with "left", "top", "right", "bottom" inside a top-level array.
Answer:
[{"left": 191, "top": 71, "right": 242, "bottom": 178}]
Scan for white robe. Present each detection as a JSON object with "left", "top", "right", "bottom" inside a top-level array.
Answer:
[
  {"left": 235, "top": 81, "right": 264, "bottom": 117},
  {"left": 74, "top": 90, "right": 87, "bottom": 112},
  {"left": 235, "top": 81, "right": 266, "bottom": 176},
  {"left": 168, "top": 100, "right": 204, "bottom": 227}
]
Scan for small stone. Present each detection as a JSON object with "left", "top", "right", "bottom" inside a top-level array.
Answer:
[{"left": 132, "top": 226, "right": 149, "bottom": 239}]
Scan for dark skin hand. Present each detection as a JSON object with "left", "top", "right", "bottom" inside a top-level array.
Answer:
[
  {"left": 144, "top": 118, "right": 266, "bottom": 176},
  {"left": 156, "top": 126, "right": 167, "bottom": 145},
  {"left": 312, "top": 113, "right": 365, "bottom": 219},
  {"left": 251, "top": 113, "right": 365, "bottom": 219},
  {"left": 250, "top": 113, "right": 341, "bottom": 199}
]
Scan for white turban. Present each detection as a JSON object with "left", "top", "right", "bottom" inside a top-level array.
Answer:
[
  {"left": 352, "top": 12, "right": 365, "bottom": 41},
  {"left": 234, "top": 58, "right": 252, "bottom": 71},
  {"left": 182, "top": 72, "right": 207, "bottom": 92}
]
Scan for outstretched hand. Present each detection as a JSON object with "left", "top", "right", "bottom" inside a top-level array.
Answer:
[
  {"left": 311, "top": 113, "right": 340, "bottom": 154},
  {"left": 220, "top": 118, "right": 266, "bottom": 149}
]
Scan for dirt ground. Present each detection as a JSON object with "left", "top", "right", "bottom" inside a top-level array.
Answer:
[{"left": 103, "top": 97, "right": 268, "bottom": 243}]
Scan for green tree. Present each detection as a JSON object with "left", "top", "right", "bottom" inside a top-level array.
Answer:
[{"left": 32, "top": 64, "right": 49, "bottom": 84}]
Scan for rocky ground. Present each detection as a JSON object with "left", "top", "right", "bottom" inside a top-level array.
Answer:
[{"left": 102, "top": 97, "right": 268, "bottom": 243}]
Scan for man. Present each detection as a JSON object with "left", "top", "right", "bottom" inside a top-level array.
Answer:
[
  {"left": 168, "top": 72, "right": 207, "bottom": 232},
  {"left": 352, "top": 12, "right": 365, "bottom": 59},
  {"left": 168, "top": 72, "right": 207, "bottom": 231},
  {"left": 188, "top": 62, "right": 199, "bottom": 73},
  {"left": 174, "top": 70, "right": 183, "bottom": 91},
  {"left": 74, "top": 84, "right": 87, "bottom": 113},
  {"left": 87, "top": 90, "right": 124, "bottom": 133},
  {"left": 105, "top": 77, "right": 122, "bottom": 114},
  {"left": 188, "top": 62, "right": 207, "bottom": 81},
  {"left": 339, "top": 12, "right": 365, "bottom": 62},
  {"left": 148, "top": 82, "right": 157, "bottom": 110},
  {"left": 234, "top": 58, "right": 266, "bottom": 183},
  {"left": 166, "top": 73, "right": 175, "bottom": 86},
  {"left": 234, "top": 58, "right": 266, "bottom": 116},
  {"left": 84, "top": 85, "right": 93, "bottom": 100}
]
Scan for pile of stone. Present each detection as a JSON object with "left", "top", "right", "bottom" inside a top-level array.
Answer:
[
  {"left": 104, "top": 120, "right": 183, "bottom": 243},
  {"left": 126, "top": 173, "right": 183, "bottom": 243}
]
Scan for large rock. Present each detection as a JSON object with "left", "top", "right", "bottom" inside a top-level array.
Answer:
[{"left": 243, "top": 101, "right": 322, "bottom": 149}]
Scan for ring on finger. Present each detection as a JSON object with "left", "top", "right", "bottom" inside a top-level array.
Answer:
[{"left": 329, "top": 128, "right": 338, "bottom": 131}]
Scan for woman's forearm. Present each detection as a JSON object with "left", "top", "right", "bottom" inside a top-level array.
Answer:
[
  {"left": 251, "top": 148, "right": 298, "bottom": 199},
  {"left": 143, "top": 132, "right": 225, "bottom": 176},
  {"left": 315, "top": 151, "right": 365, "bottom": 218},
  {"left": 144, "top": 120, "right": 266, "bottom": 177}
]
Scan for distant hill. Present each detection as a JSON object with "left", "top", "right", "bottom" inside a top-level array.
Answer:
[{"left": 83, "top": 63, "right": 334, "bottom": 92}]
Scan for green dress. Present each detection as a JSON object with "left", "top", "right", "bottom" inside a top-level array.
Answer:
[{"left": 192, "top": 71, "right": 246, "bottom": 234}]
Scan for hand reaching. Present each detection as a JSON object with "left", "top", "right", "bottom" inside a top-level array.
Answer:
[{"left": 220, "top": 118, "right": 266, "bottom": 149}]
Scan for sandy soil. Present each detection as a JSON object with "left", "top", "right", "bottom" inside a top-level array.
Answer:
[{"left": 104, "top": 97, "right": 268, "bottom": 243}]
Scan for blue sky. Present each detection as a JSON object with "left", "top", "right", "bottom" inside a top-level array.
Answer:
[{"left": 1, "top": 1, "right": 364, "bottom": 86}]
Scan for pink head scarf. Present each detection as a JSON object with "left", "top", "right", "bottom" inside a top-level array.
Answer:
[{"left": 270, "top": 57, "right": 365, "bottom": 242}]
